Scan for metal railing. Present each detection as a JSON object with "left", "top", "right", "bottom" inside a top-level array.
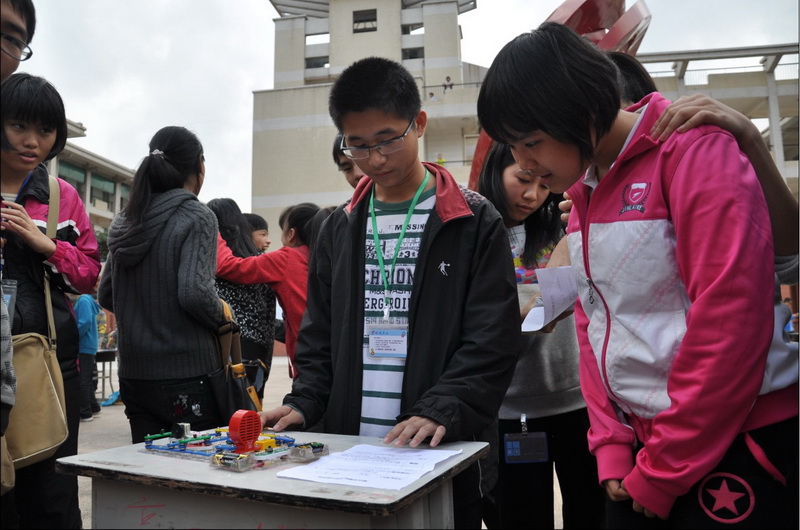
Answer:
[{"left": 648, "top": 62, "right": 798, "bottom": 86}]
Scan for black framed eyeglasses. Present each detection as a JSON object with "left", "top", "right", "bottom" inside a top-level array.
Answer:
[
  {"left": 340, "top": 119, "right": 415, "bottom": 160},
  {"left": 0, "top": 32, "right": 32, "bottom": 61}
]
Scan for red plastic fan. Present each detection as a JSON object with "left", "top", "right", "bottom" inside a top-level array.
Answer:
[{"left": 228, "top": 410, "right": 261, "bottom": 453}]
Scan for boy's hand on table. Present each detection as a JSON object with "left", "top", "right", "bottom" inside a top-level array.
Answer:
[
  {"left": 384, "top": 416, "right": 446, "bottom": 448},
  {"left": 259, "top": 405, "right": 303, "bottom": 432}
]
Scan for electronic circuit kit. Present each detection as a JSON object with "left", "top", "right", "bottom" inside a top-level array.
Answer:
[{"left": 142, "top": 410, "right": 328, "bottom": 472}]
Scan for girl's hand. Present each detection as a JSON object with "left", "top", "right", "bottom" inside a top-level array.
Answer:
[
  {"left": 604, "top": 479, "right": 631, "bottom": 502},
  {"left": 1, "top": 201, "right": 57, "bottom": 257},
  {"left": 605, "top": 479, "right": 668, "bottom": 520},
  {"left": 650, "top": 93, "right": 753, "bottom": 145},
  {"left": 633, "top": 499, "right": 666, "bottom": 520},
  {"left": 558, "top": 191, "right": 573, "bottom": 223}
]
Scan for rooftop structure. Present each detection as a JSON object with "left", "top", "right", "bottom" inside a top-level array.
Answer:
[{"left": 250, "top": 0, "right": 798, "bottom": 239}]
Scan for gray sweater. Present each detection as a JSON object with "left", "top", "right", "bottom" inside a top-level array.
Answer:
[
  {"left": 499, "top": 284, "right": 585, "bottom": 420},
  {"left": 500, "top": 314, "right": 585, "bottom": 419},
  {"left": 98, "top": 189, "right": 225, "bottom": 380}
]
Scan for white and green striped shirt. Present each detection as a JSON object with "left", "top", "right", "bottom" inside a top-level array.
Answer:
[{"left": 359, "top": 187, "right": 436, "bottom": 437}]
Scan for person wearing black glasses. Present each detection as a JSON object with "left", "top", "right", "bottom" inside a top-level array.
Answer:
[
  {"left": 260, "top": 57, "right": 521, "bottom": 529},
  {"left": 0, "top": 0, "right": 34, "bottom": 84}
]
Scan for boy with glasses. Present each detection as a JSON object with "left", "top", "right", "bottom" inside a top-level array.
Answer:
[
  {"left": 261, "top": 57, "right": 521, "bottom": 528},
  {"left": 0, "top": 0, "right": 35, "bottom": 83}
]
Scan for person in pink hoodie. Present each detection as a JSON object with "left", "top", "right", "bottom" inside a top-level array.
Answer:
[
  {"left": 478, "top": 23, "right": 797, "bottom": 528},
  {"left": 1, "top": 72, "right": 100, "bottom": 528}
]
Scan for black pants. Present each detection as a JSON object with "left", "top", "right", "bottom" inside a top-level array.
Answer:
[
  {"left": 78, "top": 353, "right": 100, "bottom": 418},
  {"left": 453, "top": 461, "right": 483, "bottom": 529},
  {"left": 120, "top": 375, "right": 223, "bottom": 444},
  {"left": 1, "top": 374, "right": 82, "bottom": 529},
  {"left": 606, "top": 416, "right": 799, "bottom": 529},
  {"left": 483, "top": 408, "right": 606, "bottom": 529}
]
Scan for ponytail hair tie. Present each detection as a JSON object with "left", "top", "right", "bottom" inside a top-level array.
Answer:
[{"left": 150, "top": 149, "right": 164, "bottom": 156}]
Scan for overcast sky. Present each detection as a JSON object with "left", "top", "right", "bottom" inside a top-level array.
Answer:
[{"left": 21, "top": 0, "right": 799, "bottom": 212}]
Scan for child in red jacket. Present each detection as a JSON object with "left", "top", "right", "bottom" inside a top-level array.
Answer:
[{"left": 216, "top": 203, "right": 320, "bottom": 379}]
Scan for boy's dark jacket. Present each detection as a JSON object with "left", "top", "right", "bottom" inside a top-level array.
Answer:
[{"left": 286, "top": 162, "right": 521, "bottom": 445}]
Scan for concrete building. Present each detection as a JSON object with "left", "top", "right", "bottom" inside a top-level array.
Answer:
[
  {"left": 251, "top": 0, "right": 798, "bottom": 240},
  {"left": 639, "top": 43, "right": 799, "bottom": 190},
  {"left": 252, "top": 0, "right": 484, "bottom": 231},
  {"left": 46, "top": 119, "right": 135, "bottom": 258}
]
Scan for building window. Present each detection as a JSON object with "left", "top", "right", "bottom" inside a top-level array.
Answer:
[
  {"left": 59, "top": 160, "right": 86, "bottom": 198},
  {"left": 90, "top": 174, "right": 115, "bottom": 211},
  {"left": 305, "top": 33, "right": 330, "bottom": 45},
  {"left": 353, "top": 9, "right": 377, "bottom": 33},
  {"left": 305, "top": 56, "right": 329, "bottom": 69},
  {"left": 402, "top": 48, "right": 424, "bottom": 60},
  {"left": 119, "top": 183, "right": 130, "bottom": 211}
]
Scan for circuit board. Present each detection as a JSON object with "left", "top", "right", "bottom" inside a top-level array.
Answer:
[{"left": 141, "top": 411, "right": 328, "bottom": 472}]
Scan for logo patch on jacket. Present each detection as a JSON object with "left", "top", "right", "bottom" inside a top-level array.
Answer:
[{"left": 620, "top": 182, "right": 650, "bottom": 214}]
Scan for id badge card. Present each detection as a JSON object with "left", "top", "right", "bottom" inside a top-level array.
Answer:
[
  {"left": 366, "top": 324, "right": 408, "bottom": 360},
  {"left": 504, "top": 431, "right": 549, "bottom": 463}
]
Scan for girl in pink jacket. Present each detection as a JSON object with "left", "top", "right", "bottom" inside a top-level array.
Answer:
[
  {"left": 477, "top": 23, "right": 797, "bottom": 528},
  {"left": 1, "top": 72, "right": 100, "bottom": 529}
]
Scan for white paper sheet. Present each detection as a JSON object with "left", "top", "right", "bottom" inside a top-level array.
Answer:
[
  {"left": 276, "top": 444, "right": 463, "bottom": 490},
  {"left": 521, "top": 266, "right": 578, "bottom": 332}
]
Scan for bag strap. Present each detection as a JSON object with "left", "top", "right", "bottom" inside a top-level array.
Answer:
[
  {"left": 217, "top": 299, "right": 242, "bottom": 367},
  {"left": 46, "top": 176, "right": 60, "bottom": 239},
  {"left": 43, "top": 177, "right": 59, "bottom": 344}
]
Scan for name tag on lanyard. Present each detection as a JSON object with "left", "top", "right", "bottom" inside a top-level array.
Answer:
[{"left": 367, "top": 324, "right": 408, "bottom": 359}]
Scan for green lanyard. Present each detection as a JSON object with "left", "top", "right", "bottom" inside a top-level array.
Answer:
[{"left": 370, "top": 169, "right": 430, "bottom": 320}]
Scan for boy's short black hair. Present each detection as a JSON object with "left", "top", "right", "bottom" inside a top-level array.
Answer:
[
  {"left": 607, "top": 51, "right": 658, "bottom": 106},
  {"left": 329, "top": 57, "right": 421, "bottom": 132},
  {"left": 0, "top": 72, "right": 66, "bottom": 161},
  {"left": 477, "top": 22, "right": 621, "bottom": 164},
  {"left": 6, "top": 0, "right": 36, "bottom": 43}
]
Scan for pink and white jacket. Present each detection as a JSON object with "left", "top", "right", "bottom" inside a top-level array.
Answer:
[
  {"left": 3, "top": 165, "right": 100, "bottom": 378},
  {"left": 566, "top": 93, "right": 798, "bottom": 518}
]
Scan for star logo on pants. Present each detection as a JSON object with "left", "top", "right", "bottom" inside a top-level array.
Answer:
[{"left": 697, "top": 472, "right": 754, "bottom": 524}]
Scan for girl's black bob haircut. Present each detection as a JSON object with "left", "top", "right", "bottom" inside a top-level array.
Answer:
[
  {"left": 0, "top": 73, "right": 68, "bottom": 161},
  {"left": 243, "top": 212, "right": 268, "bottom": 232},
  {"left": 477, "top": 22, "right": 621, "bottom": 164}
]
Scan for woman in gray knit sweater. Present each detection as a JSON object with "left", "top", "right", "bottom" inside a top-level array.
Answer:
[{"left": 98, "top": 126, "right": 228, "bottom": 443}]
